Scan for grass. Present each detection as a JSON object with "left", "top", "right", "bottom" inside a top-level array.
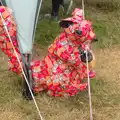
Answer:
[
  {"left": 36, "top": 0, "right": 120, "bottom": 48},
  {"left": 35, "top": 20, "right": 61, "bottom": 47},
  {"left": 1, "top": 0, "right": 120, "bottom": 120}
]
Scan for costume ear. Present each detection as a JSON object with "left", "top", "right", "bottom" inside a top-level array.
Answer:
[{"left": 59, "top": 20, "right": 73, "bottom": 28}]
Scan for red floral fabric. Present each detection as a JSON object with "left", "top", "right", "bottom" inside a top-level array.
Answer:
[
  {"left": 0, "top": 7, "right": 96, "bottom": 97},
  {"left": 0, "top": 6, "right": 22, "bottom": 74}
]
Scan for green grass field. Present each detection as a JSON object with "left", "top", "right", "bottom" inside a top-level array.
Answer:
[{"left": 0, "top": 0, "right": 120, "bottom": 120}]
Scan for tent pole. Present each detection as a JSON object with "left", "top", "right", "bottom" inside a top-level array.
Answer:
[
  {"left": 28, "top": 54, "right": 33, "bottom": 90},
  {"left": 22, "top": 54, "right": 34, "bottom": 100}
]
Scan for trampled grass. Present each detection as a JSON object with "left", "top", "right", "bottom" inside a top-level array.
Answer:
[{"left": 0, "top": 0, "right": 120, "bottom": 120}]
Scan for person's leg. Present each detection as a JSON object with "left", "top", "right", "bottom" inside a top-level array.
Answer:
[
  {"left": 51, "top": 0, "right": 61, "bottom": 17},
  {"left": 51, "top": 0, "right": 55, "bottom": 16},
  {"left": 60, "top": 0, "right": 64, "bottom": 6}
]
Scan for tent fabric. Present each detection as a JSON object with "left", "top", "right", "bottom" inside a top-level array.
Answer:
[
  {"left": 3, "top": 0, "right": 41, "bottom": 53},
  {"left": 32, "top": 0, "right": 42, "bottom": 43}
]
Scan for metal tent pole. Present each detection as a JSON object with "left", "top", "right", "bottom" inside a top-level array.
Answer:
[
  {"left": 22, "top": 0, "right": 43, "bottom": 100},
  {"left": 22, "top": 54, "right": 34, "bottom": 100}
]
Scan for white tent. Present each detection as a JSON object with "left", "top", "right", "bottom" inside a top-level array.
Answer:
[
  {"left": 2, "top": 0, "right": 41, "bottom": 53},
  {"left": 0, "top": 1, "right": 44, "bottom": 119},
  {"left": 1, "top": 0, "right": 42, "bottom": 100}
]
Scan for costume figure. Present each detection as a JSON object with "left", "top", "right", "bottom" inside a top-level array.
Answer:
[{"left": 0, "top": 6, "right": 96, "bottom": 97}]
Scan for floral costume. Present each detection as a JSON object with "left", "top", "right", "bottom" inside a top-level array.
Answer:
[{"left": 0, "top": 7, "right": 96, "bottom": 97}]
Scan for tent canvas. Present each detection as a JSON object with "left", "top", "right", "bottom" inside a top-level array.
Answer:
[
  {"left": 2, "top": 0, "right": 41, "bottom": 54},
  {"left": 1, "top": 0, "right": 42, "bottom": 99}
]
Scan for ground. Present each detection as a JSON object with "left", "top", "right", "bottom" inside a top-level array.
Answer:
[
  {"left": 0, "top": 44, "right": 120, "bottom": 120},
  {"left": 0, "top": 0, "right": 120, "bottom": 120}
]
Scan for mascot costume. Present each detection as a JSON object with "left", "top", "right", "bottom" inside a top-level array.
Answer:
[{"left": 0, "top": 6, "right": 96, "bottom": 97}]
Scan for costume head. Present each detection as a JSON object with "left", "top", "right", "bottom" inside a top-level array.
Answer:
[{"left": 59, "top": 8, "right": 96, "bottom": 43}]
